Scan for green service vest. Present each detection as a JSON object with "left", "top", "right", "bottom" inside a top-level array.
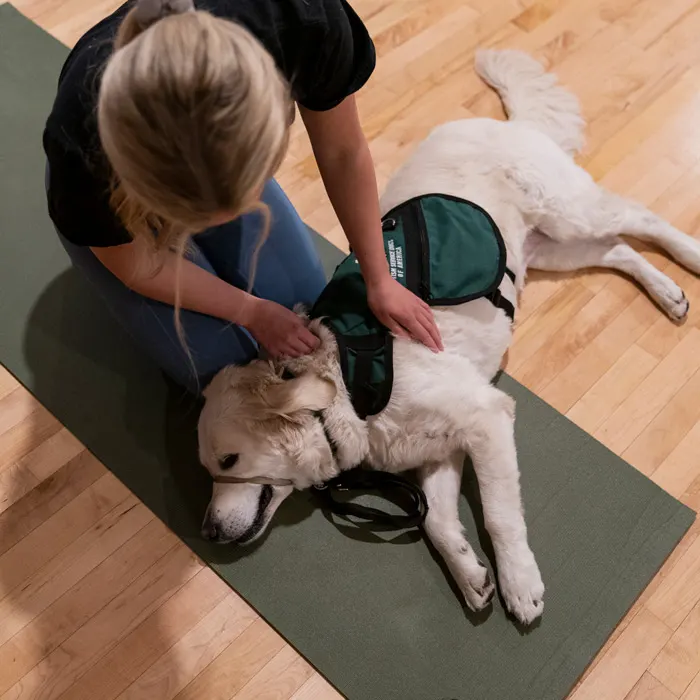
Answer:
[{"left": 310, "top": 194, "right": 513, "bottom": 419}]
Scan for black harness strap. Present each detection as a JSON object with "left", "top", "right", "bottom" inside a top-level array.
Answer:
[
  {"left": 351, "top": 346, "right": 377, "bottom": 419},
  {"left": 313, "top": 408, "right": 338, "bottom": 459},
  {"left": 486, "top": 266, "right": 516, "bottom": 321},
  {"left": 335, "top": 332, "right": 394, "bottom": 420}
]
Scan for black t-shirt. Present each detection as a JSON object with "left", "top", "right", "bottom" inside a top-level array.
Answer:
[{"left": 43, "top": 0, "right": 376, "bottom": 247}]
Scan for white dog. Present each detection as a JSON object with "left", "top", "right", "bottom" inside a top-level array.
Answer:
[{"left": 197, "top": 50, "right": 700, "bottom": 625}]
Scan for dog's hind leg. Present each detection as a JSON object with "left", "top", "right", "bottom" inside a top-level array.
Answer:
[
  {"left": 591, "top": 191, "right": 700, "bottom": 274},
  {"left": 419, "top": 454, "right": 496, "bottom": 613},
  {"left": 526, "top": 233, "right": 690, "bottom": 321},
  {"left": 535, "top": 186, "right": 700, "bottom": 275},
  {"left": 463, "top": 389, "right": 544, "bottom": 625}
]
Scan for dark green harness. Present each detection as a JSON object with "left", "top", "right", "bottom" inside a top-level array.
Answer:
[{"left": 310, "top": 194, "right": 515, "bottom": 420}]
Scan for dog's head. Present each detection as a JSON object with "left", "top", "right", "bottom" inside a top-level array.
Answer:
[{"left": 197, "top": 360, "right": 339, "bottom": 544}]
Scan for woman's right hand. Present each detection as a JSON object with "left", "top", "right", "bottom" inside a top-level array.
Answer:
[{"left": 242, "top": 298, "right": 320, "bottom": 358}]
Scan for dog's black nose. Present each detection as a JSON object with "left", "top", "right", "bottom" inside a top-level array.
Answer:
[{"left": 201, "top": 522, "right": 218, "bottom": 541}]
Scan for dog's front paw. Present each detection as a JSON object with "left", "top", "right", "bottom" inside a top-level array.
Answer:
[
  {"left": 497, "top": 547, "right": 544, "bottom": 625},
  {"left": 460, "top": 560, "right": 496, "bottom": 612},
  {"left": 649, "top": 274, "right": 689, "bottom": 322}
]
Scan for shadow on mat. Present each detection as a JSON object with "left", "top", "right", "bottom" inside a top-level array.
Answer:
[
  {"left": 20, "top": 270, "right": 316, "bottom": 563},
  {"left": 0, "top": 269, "right": 217, "bottom": 694},
  {"left": 2, "top": 268, "right": 325, "bottom": 694}
]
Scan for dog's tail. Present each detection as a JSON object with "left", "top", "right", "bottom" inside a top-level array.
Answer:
[{"left": 475, "top": 49, "right": 585, "bottom": 156}]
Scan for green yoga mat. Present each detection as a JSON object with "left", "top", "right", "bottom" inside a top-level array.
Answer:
[{"left": 0, "top": 5, "right": 695, "bottom": 699}]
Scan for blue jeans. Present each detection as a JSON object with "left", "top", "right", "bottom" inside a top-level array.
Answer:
[{"left": 54, "top": 180, "right": 326, "bottom": 394}]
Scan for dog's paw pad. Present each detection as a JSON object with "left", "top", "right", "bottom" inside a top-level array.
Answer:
[
  {"left": 462, "top": 566, "right": 496, "bottom": 612},
  {"left": 498, "top": 550, "right": 545, "bottom": 625},
  {"left": 654, "top": 279, "right": 690, "bottom": 322},
  {"left": 505, "top": 591, "right": 544, "bottom": 626},
  {"left": 667, "top": 294, "right": 690, "bottom": 322},
  {"left": 675, "top": 293, "right": 690, "bottom": 321}
]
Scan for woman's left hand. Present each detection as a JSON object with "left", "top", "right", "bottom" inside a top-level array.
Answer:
[{"left": 367, "top": 275, "right": 443, "bottom": 353}]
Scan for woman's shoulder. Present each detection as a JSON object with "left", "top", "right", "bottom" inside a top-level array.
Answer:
[
  {"left": 45, "top": 4, "right": 128, "bottom": 157},
  {"left": 205, "top": 0, "right": 363, "bottom": 32},
  {"left": 209, "top": 0, "right": 376, "bottom": 111},
  {"left": 208, "top": 0, "right": 374, "bottom": 80}
]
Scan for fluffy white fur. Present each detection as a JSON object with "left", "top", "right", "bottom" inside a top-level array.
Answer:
[{"left": 197, "top": 50, "right": 700, "bottom": 625}]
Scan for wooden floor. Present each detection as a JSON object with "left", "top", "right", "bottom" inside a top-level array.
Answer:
[{"left": 2, "top": 0, "right": 700, "bottom": 698}]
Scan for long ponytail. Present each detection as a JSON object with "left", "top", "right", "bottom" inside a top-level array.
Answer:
[{"left": 98, "top": 0, "right": 292, "bottom": 387}]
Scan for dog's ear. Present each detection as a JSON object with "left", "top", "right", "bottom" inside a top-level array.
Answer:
[
  {"left": 263, "top": 374, "right": 336, "bottom": 419},
  {"left": 202, "top": 360, "right": 275, "bottom": 401},
  {"left": 204, "top": 362, "right": 335, "bottom": 423}
]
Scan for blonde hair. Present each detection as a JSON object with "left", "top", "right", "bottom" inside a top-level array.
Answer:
[
  {"left": 97, "top": 1, "right": 293, "bottom": 385},
  {"left": 98, "top": 2, "right": 292, "bottom": 252}
]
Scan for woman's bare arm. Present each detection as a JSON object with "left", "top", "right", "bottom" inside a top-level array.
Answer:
[
  {"left": 301, "top": 98, "right": 442, "bottom": 352},
  {"left": 91, "top": 238, "right": 319, "bottom": 356},
  {"left": 91, "top": 238, "right": 255, "bottom": 324}
]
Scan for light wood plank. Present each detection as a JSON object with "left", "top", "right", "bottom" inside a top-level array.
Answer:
[
  {"left": 0, "top": 519, "right": 177, "bottom": 697},
  {"left": 647, "top": 534, "right": 700, "bottom": 631},
  {"left": 0, "top": 404, "right": 61, "bottom": 471},
  {"left": 514, "top": 286, "right": 629, "bottom": 393},
  {"left": 682, "top": 474, "right": 700, "bottom": 513},
  {"left": 288, "top": 675, "right": 341, "bottom": 700},
  {"left": 0, "top": 472, "right": 131, "bottom": 600},
  {"left": 564, "top": 341, "right": 658, "bottom": 432},
  {"left": 173, "top": 619, "right": 286, "bottom": 700},
  {"left": 508, "top": 282, "right": 594, "bottom": 371},
  {"left": 0, "top": 462, "right": 38, "bottom": 517},
  {"left": 21, "top": 428, "right": 84, "bottom": 483},
  {"left": 585, "top": 67, "right": 700, "bottom": 181},
  {"left": 569, "top": 609, "right": 673, "bottom": 700},
  {"left": 624, "top": 672, "right": 677, "bottom": 700},
  {"left": 0, "top": 368, "right": 19, "bottom": 403},
  {"left": 681, "top": 670, "right": 700, "bottom": 700},
  {"left": 50, "top": 567, "right": 227, "bottom": 700},
  {"left": 0, "top": 390, "right": 42, "bottom": 447},
  {"left": 2, "top": 546, "right": 203, "bottom": 700},
  {"left": 636, "top": 274, "right": 700, "bottom": 360},
  {"left": 232, "top": 647, "right": 315, "bottom": 700},
  {"left": 650, "top": 600, "right": 700, "bottom": 697},
  {"left": 651, "top": 420, "right": 700, "bottom": 499},
  {"left": 0, "top": 496, "right": 149, "bottom": 647},
  {"left": 594, "top": 329, "right": 700, "bottom": 454},
  {"left": 623, "top": 365, "right": 700, "bottom": 476},
  {"left": 115, "top": 594, "right": 258, "bottom": 700},
  {"left": 0, "top": 451, "right": 106, "bottom": 556}
]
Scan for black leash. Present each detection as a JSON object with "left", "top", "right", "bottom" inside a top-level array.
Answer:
[
  {"left": 283, "top": 372, "right": 429, "bottom": 530},
  {"left": 313, "top": 467, "right": 429, "bottom": 529}
]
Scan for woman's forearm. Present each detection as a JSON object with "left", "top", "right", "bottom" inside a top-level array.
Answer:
[
  {"left": 301, "top": 98, "right": 443, "bottom": 352},
  {"left": 314, "top": 142, "right": 391, "bottom": 286},
  {"left": 130, "top": 254, "right": 256, "bottom": 324},
  {"left": 91, "top": 242, "right": 256, "bottom": 326}
]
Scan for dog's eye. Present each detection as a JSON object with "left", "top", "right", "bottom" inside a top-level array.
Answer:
[{"left": 219, "top": 454, "right": 239, "bottom": 470}]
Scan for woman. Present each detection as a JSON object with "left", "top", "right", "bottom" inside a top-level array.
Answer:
[{"left": 43, "top": 0, "right": 442, "bottom": 394}]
